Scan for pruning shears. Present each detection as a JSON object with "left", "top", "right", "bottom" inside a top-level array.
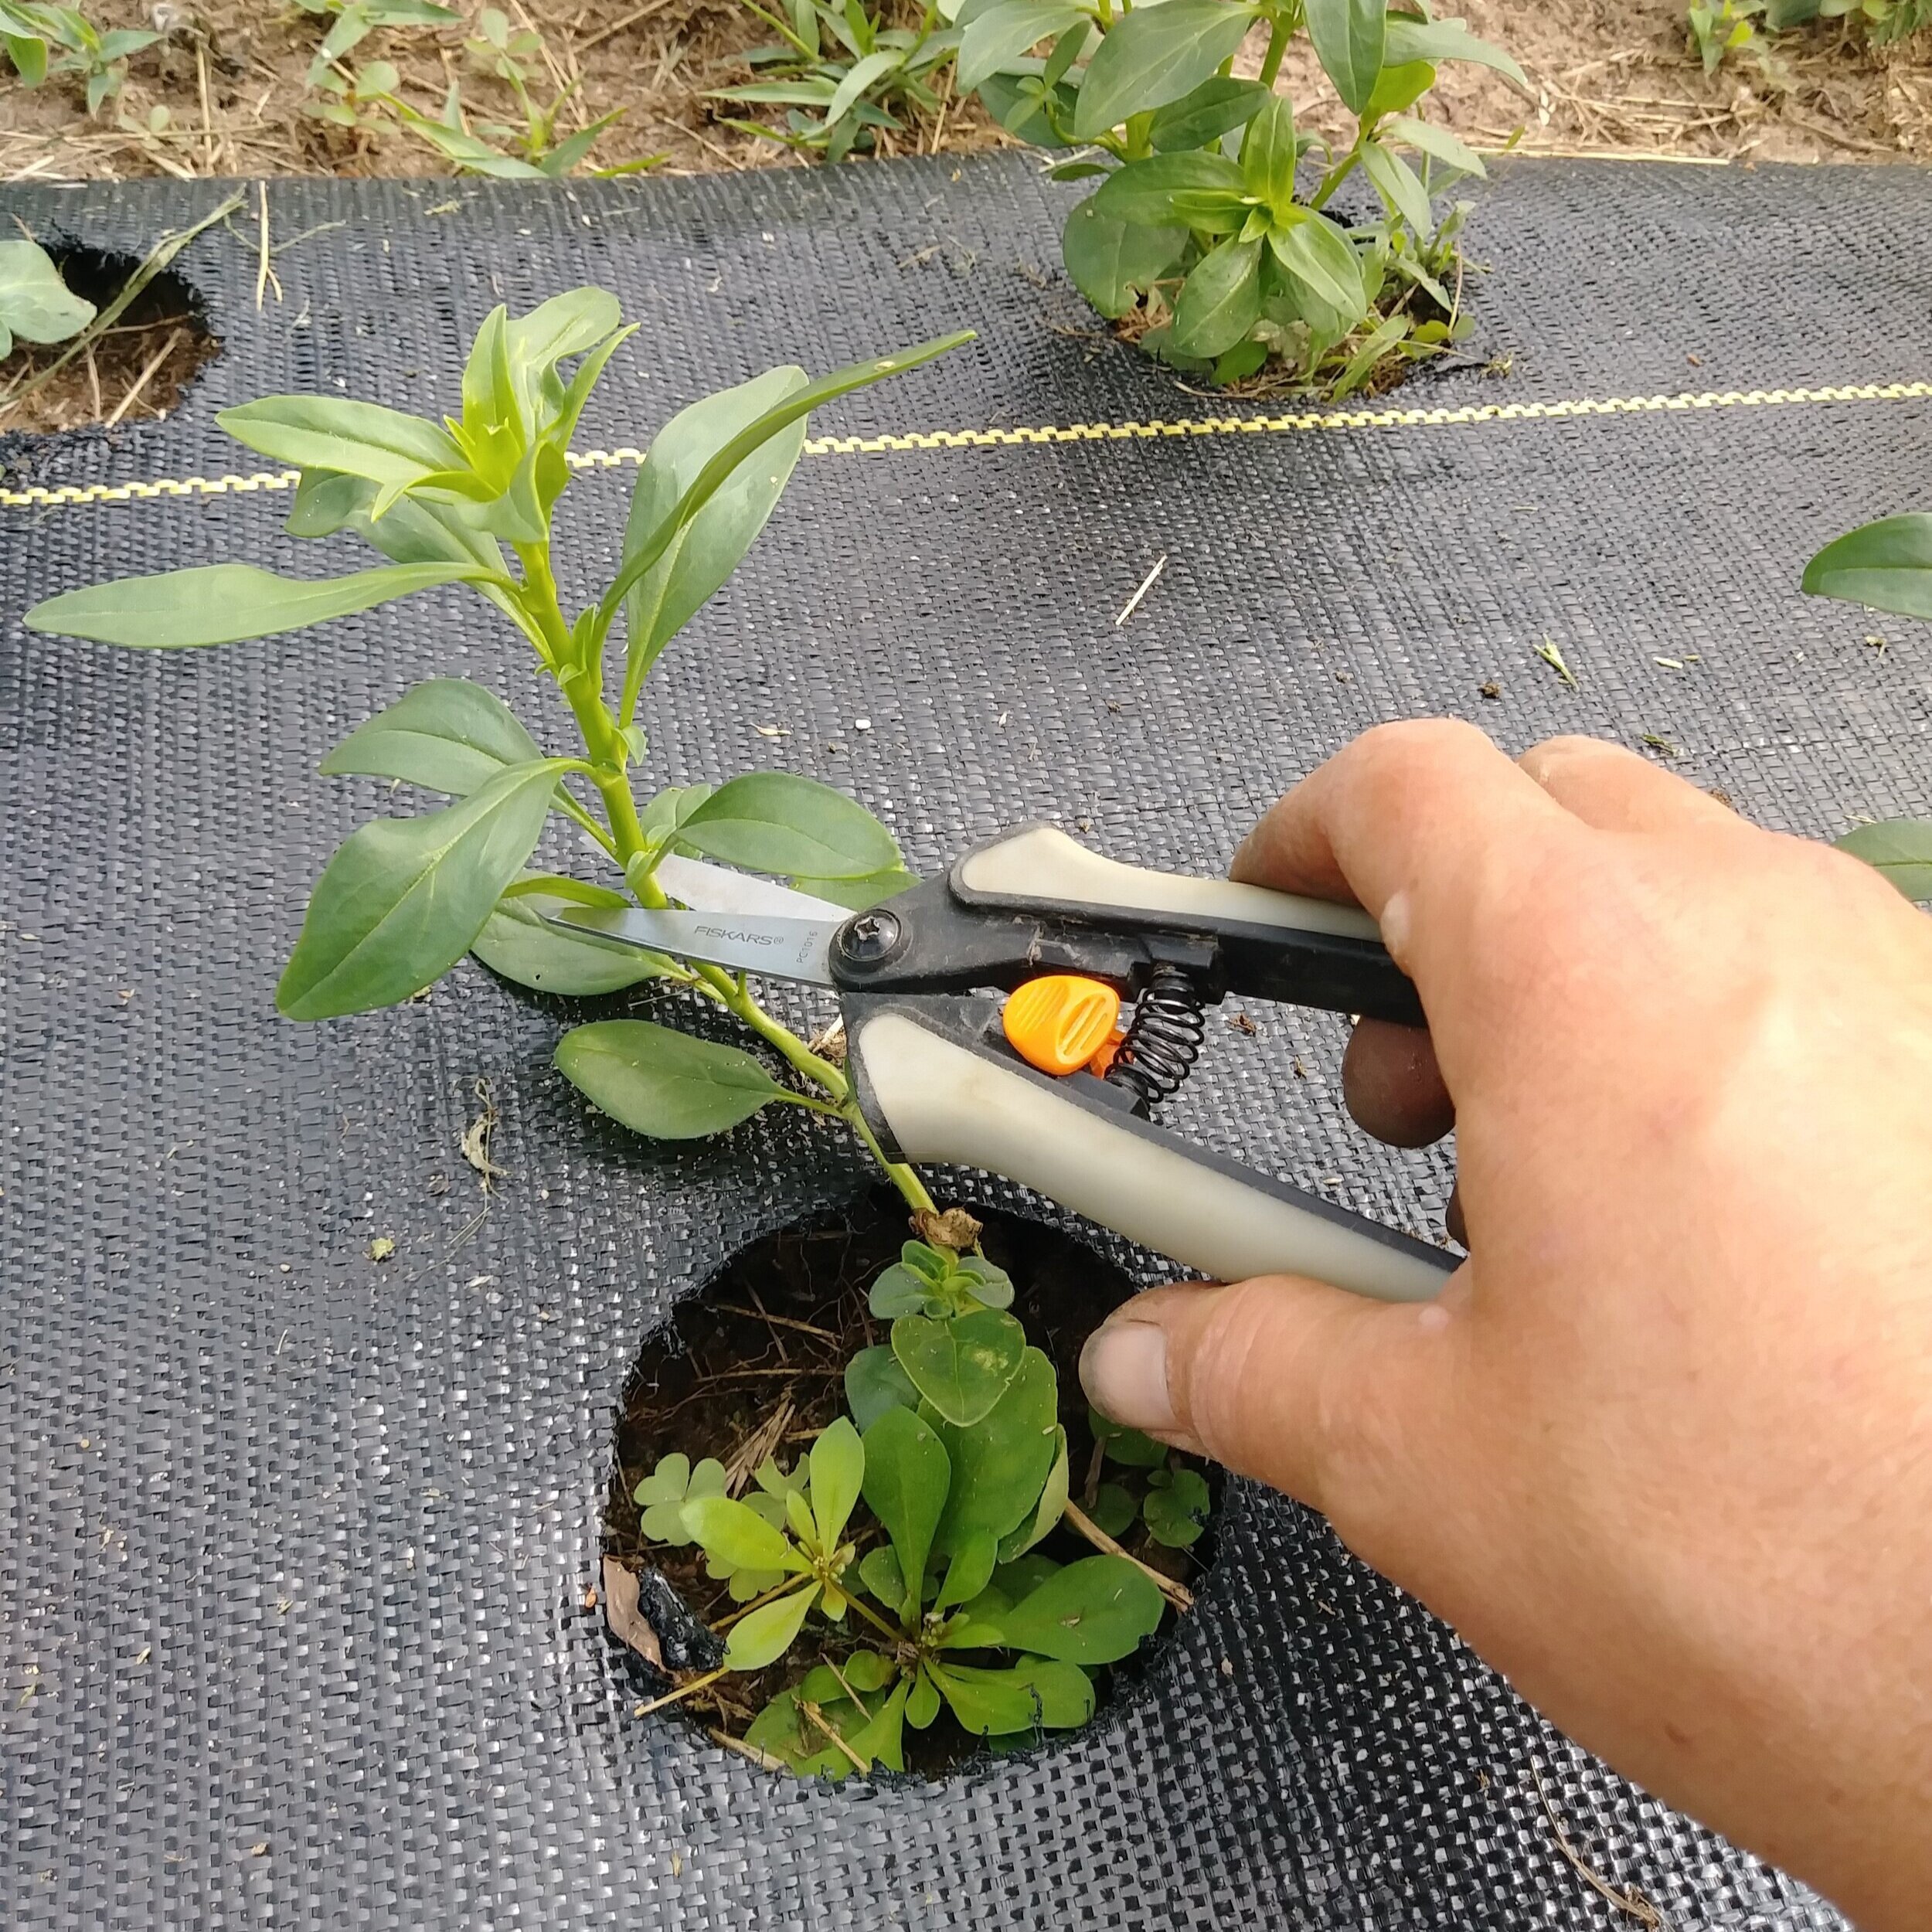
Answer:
[{"left": 553, "top": 824, "right": 1458, "bottom": 1302}]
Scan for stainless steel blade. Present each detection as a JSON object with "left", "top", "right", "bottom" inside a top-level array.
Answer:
[
  {"left": 550, "top": 905, "right": 840, "bottom": 985},
  {"left": 652, "top": 853, "right": 851, "bottom": 920}
]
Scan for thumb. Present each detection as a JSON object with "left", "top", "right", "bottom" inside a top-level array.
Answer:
[{"left": 1078, "top": 1273, "right": 1463, "bottom": 1546}]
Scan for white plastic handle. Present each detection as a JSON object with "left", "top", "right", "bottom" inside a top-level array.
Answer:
[
  {"left": 955, "top": 824, "right": 1381, "bottom": 943},
  {"left": 855, "top": 1010, "right": 1452, "bottom": 1301}
]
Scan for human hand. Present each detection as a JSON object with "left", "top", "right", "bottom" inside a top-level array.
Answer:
[{"left": 1080, "top": 723, "right": 1932, "bottom": 1930}]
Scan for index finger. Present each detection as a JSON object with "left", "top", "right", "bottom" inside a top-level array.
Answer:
[{"left": 1232, "top": 719, "right": 1573, "bottom": 983}]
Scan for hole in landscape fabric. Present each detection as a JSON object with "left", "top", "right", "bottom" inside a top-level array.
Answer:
[
  {"left": 0, "top": 246, "right": 218, "bottom": 436},
  {"left": 603, "top": 1189, "right": 1219, "bottom": 1780}
]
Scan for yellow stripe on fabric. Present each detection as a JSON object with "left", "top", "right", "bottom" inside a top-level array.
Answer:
[{"left": 5, "top": 379, "right": 1930, "bottom": 511}]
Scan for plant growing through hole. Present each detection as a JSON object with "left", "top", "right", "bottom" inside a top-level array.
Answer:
[
  {"left": 26, "top": 287, "right": 1196, "bottom": 1769},
  {"left": 1803, "top": 514, "right": 1932, "bottom": 903},
  {"left": 708, "top": 0, "right": 960, "bottom": 163},
  {"left": 955, "top": 0, "right": 1526, "bottom": 393},
  {"left": 0, "top": 0, "right": 158, "bottom": 112}
]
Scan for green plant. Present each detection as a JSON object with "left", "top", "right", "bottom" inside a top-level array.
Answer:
[
  {"left": 0, "top": 234, "right": 95, "bottom": 361},
  {"left": 308, "top": 56, "right": 403, "bottom": 131},
  {"left": 25, "top": 291, "right": 1187, "bottom": 1766},
  {"left": 709, "top": 0, "right": 960, "bottom": 162},
  {"left": 1695, "top": 0, "right": 1932, "bottom": 61},
  {"left": 389, "top": 6, "right": 658, "bottom": 177},
  {"left": 294, "top": 0, "right": 456, "bottom": 86},
  {"left": 954, "top": 0, "right": 1524, "bottom": 392},
  {"left": 1802, "top": 514, "right": 1932, "bottom": 903},
  {"left": 1760, "top": 0, "right": 1932, "bottom": 40},
  {"left": 0, "top": 1, "right": 158, "bottom": 112},
  {"left": 1688, "top": 0, "right": 1773, "bottom": 71}
]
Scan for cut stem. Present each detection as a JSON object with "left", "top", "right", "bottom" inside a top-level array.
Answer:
[{"left": 632, "top": 1664, "right": 730, "bottom": 1717}]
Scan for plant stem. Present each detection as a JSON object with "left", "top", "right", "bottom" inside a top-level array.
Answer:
[
  {"left": 1258, "top": 16, "right": 1288, "bottom": 87},
  {"left": 515, "top": 546, "right": 938, "bottom": 1226}
]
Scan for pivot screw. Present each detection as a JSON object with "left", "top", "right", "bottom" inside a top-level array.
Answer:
[{"left": 839, "top": 910, "right": 901, "bottom": 964}]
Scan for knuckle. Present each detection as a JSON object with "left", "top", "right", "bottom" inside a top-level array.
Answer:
[{"left": 1518, "top": 733, "right": 1606, "bottom": 785}]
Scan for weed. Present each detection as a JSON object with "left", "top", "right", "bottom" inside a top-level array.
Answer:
[
  {"left": 0, "top": 1, "right": 158, "bottom": 114},
  {"left": 710, "top": 0, "right": 959, "bottom": 162}
]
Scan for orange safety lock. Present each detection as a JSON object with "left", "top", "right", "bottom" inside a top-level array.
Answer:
[{"left": 1002, "top": 975, "right": 1124, "bottom": 1078}]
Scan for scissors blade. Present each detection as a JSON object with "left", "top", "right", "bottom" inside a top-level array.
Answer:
[
  {"left": 652, "top": 853, "right": 851, "bottom": 920},
  {"left": 550, "top": 905, "right": 841, "bottom": 985}
]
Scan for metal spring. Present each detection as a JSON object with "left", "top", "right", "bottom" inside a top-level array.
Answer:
[{"left": 1104, "top": 963, "right": 1206, "bottom": 1113}]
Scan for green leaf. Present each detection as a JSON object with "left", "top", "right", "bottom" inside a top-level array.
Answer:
[
  {"left": 682, "top": 1493, "right": 801, "bottom": 1573},
  {"left": 843, "top": 1678, "right": 910, "bottom": 1773},
  {"left": 1802, "top": 513, "right": 1932, "bottom": 619},
  {"left": 286, "top": 472, "right": 508, "bottom": 577},
  {"left": 723, "top": 1582, "right": 818, "bottom": 1669},
  {"left": 1267, "top": 213, "right": 1370, "bottom": 332},
  {"left": 857, "top": 1543, "right": 907, "bottom": 1611},
  {"left": 906, "top": 1667, "right": 941, "bottom": 1729},
  {"left": 1240, "top": 92, "right": 1297, "bottom": 216},
  {"left": 599, "top": 332, "right": 972, "bottom": 666},
  {"left": 825, "top": 46, "right": 903, "bottom": 123},
  {"left": 1090, "top": 1402, "right": 1169, "bottom": 1468},
  {"left": 1304, "top": 0, "right": 1386, "bottom": 114},
  {"left": 957, "top": 0, "right": 1082, "bottom": 90},
  {"left": 3, "top": 29, "right": 49, "bottom": 87},
  {"left": 639, "top": 783, "right": 717, "bottom": 852},
  {"left": 869, "top": 1262, "right": 938, "bottom": 1319},
  {"left": 1383, "top": 111, "right": 1485, "bottom": 176},
  {"left": 472, "top": 889, "right": 675, "bottom": 996},
  {"left": 930, "top": 1346, "right": 1060, "bottom": 1561},
  {"left": 1381, "top": 15, "right": 1529, "bottom": 90},
  {"left": 988, "top": 1553, "right": 1164, "bottom": 1662},
  {"left": 1144, "top": 1465, "right": 1213, "bottom": 1547},
  {"left": 1072, "top": 0, "right": 1258, "bottom": 140},
  {"left": 1148, "top": 73, "right": 1270, "bottom": 150},
  {"left": 954, "top": 1255, "right": 1014, "bottom": 1311},
  {"left": 506, "top": 289, "right": 625, "bottom": 403},
  {"left": 1835, "top": 819, "right": 1932, "bottom": 902},
  {"left": 553, "top": 1019, "right": 788, "bottom": 1138},
  {"left": 677, "top": 772, "right": 900, "bottom": 879},
  {"left": 1061, "top": 194, "right": 1187, "bottom": 320},
  {"left": 1172, "top": 236, "right": 1262, "bottom": 359},
  {"left": 217, "top": 395, "right": 468, "bottom": 488},
  {"left": 24, "top": 561, "right": 487, "bottom": 650},
  {"left": 634, "top": 1452, "right": 726, "bottom": 1542},
  {"left": 1090, "top": 151, "right": 1250, "bottom": 229},
  {"left": 1088, "top": 1480, "right": 1137, "bottom": 1537},
  {"left": 1361, "top": 56, "right": 1436, "bottom": 121},
  {"left": 997, "top": 1423, "right": 1069, "bottom": 1561},
  {"left": 927, "top": 1658, "right": 1093, "bottom": 1733},
  {"left": 893, "top": 1309, "right": 1027, "bottom": 1427},
  {"left": 320, "top": 677, "right": 542, "bottom": 796},
  {"left": 845, "top": 1344, "right": 920, "bottom": 1430},
  {"left": 788, "top": 866, "right": 919, "bottom": 910},
  {"left": 861, "top": 1406, "right": 951, "bottom": 1611},
  {"left": 0, "top": 236, "right": 95, "bottom": 345},
  {"left": 808, "top": 1415, "right": 865, "bottom": 1553},
  {"left": 935, "top": 1529, "right": 999, "bottom": 1611},
  {"left": 277, "top": 757, "right": 570, "bottom": 1019},
  {"left": 1362, "top": 138, "right": 1434, "bottom": 235},
  {"left": 618, "top": 366, "right": 809, "bottom": 716}
]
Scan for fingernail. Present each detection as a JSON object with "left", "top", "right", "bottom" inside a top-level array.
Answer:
[{"left": 1079, "top": 1318, "right": 1175, "bottom": 1435}]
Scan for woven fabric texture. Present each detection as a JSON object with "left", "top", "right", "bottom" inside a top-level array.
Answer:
[{"left": 5, "top": 154, "right": 1926, "bottom": 1930}]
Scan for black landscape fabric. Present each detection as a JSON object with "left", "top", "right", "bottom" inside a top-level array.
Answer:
[{"left": 5, "top": 154, "right": 1927, "bottom": 1930}]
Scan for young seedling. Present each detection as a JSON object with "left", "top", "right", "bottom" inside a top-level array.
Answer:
[
  {"left": 26, "top": 289, "right": 1200, "bottom": 1769},
  {"left": 390, "top": 7, "right": 658, "bottom": 179},
  {"left": 294, "top": 0, "right": 457, "bottom": 87},
  {"left": 953, "top": 0, "right": 1526, "bottom": 394},
  {"left": 0, "top": 1, "right": 158, "bottom": 112},
  {"left": 709, "top": 0, "right": 959, "bottom": 164},
  {"left": 308, "top": 57, "right": 403, "bottom": 133}
]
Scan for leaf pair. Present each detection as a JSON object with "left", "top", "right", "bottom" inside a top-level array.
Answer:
[{"left": 866, "top": 1240, "right": 1015, "bottom": 1320}]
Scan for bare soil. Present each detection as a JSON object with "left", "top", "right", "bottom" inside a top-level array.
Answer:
[{"left": 602, "top": 1189, "right": 1208, "bottom": 1775}]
